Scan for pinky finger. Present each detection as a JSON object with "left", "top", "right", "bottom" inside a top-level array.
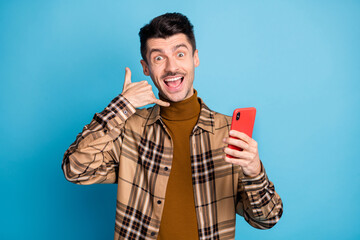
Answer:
[
  {"left": 224, "top": 156, "right": 240, "bottom": 165},
  {"left": 154, "top": 98, "right": 170, "bottom": 107}
]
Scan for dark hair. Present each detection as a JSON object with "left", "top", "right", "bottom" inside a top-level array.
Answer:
[{"left": 139, "top": 12, "right": 196, "bottom": 62}]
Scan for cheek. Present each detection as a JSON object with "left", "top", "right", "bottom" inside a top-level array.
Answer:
[
  {"left": 185, "top": 63, "right": 196, "bottom": 75},
  {"left": 186, "top": 58, "right": 196, "bottom": 68},
  {"left": 149, "top": 70, "right": 162, "bottom": 87},
  {"left": 150, "top": 64, "right": 165, "bottom": 76}
]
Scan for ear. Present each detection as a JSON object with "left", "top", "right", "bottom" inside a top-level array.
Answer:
[
  {"left": 140, "top": 60, "right": 150, "bottom": 76},
  {"left": 193, "top": 49, "right": 200, "bottom": 67}
]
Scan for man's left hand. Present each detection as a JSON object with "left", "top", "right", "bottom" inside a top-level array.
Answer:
[{"left": 223, "top": 130, "right": 261, "bottom": 177}]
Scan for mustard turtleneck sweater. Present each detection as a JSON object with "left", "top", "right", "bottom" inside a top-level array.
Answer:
[{"left": 157, "top": 91, "right": 201, "bottom": 240}]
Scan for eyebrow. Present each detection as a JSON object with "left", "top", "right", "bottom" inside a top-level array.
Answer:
[
  {"left": 149, "top": 44, "right": 189, "bottom": 56},
  {"left": 173, "top": 44, "right": 189, "bottom": 52}
]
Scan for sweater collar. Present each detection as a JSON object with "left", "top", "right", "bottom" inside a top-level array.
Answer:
[
  {"left": 159, "top": 90, "right": 200, "bottom": 121},
  {"left": 143, "top": 91, "right": 215, "bottom": 134}
]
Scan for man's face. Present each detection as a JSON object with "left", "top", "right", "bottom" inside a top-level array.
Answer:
[{"left": 140, "top": 33, "right": 199, "bottom": 102}]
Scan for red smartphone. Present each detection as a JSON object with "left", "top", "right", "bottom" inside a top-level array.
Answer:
[{"left": 227, "top": 107, "right": 256, "bottom": 157}]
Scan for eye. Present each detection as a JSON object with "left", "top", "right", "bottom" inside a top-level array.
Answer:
[
  {"left": 177, "top": 52, "right": 185, "bottom": 57},
  {"left": 154, "top": 56, "right": 163, "bottom": 61}
]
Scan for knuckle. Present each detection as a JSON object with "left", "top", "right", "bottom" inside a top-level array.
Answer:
[
  {"left": 239, "top": 141, "right": 247, "bottom": 149},
  {"left": 233, "top": 149, "right": 241, "bottom": 158},
  {"left": 236, "top": 139, "right": 243, "bottom": 147}
]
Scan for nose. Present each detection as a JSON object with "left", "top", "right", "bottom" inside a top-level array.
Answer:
[{"left": 165, "top": 57, "right": 179, "bottom": 72}]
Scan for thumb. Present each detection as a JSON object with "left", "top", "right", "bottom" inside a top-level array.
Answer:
[{"left": 123, "top": 67, "right": 132, "bottom": 88}]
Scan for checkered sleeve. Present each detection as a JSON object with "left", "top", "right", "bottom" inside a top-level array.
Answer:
[
  {"left": 62, "top": 94, "right": 136, "bottom": 185},
  {"left": 236, "top": 162, "right": 283, "bottom": 229},
  {"left": 93, "top": 94, "right": 136, "bottom": 131}
]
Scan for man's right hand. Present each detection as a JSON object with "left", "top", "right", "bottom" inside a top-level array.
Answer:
[{"left": 121, "top": 67, "right": 170, "bottom": 108}]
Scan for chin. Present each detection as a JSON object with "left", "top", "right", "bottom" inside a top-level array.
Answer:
[{"left": 163, "top": 92, "right": 188, "bottom": 102}]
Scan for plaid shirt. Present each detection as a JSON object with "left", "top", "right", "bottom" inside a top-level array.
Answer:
[{"left": 62, "top": 94, "right": 283, "bottom": 240}]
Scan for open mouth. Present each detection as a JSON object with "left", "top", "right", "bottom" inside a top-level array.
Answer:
[{"left": 164, "top": 76, "right": 184, "bottom": 89}]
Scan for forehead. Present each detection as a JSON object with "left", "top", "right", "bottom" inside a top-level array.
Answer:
[{"left": 146, "top": 33, "right": 192, "bottom": 53}]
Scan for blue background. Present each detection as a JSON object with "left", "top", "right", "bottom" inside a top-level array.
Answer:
[{"left": 1, "top": 0, "right": 359, "bottom": 239}]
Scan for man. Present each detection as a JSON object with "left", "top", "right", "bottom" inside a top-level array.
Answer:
[{"left": 62, "top": 12, "right": 283, "bottom": 240}]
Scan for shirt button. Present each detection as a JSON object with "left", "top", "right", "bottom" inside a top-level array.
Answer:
[
  {"left": 164, "top": 167, "right": 168, "bottom": 171},
  {"left": 157, "top": 200, "right": 162, "bottom": 204}
]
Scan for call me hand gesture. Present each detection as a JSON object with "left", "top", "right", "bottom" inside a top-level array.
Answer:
[{"left": 121, "top": 67, "right": 170, "bottom": 108}]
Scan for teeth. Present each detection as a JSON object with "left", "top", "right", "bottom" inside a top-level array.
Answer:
[{"left": 165, "top": 76, "right": 182, "bottom": 82}]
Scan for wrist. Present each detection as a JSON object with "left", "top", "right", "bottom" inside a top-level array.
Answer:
[{"left": 242, "top": 160, "right": 262, "bottom": 178}]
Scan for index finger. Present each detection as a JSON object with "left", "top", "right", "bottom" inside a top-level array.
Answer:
[{"left": 229, "top": 130, "right": 252, "bottom": 143}]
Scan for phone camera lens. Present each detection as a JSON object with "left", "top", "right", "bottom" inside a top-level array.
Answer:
[{"left": 236, "top": 112, "right": 240, "bottom": 120}]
